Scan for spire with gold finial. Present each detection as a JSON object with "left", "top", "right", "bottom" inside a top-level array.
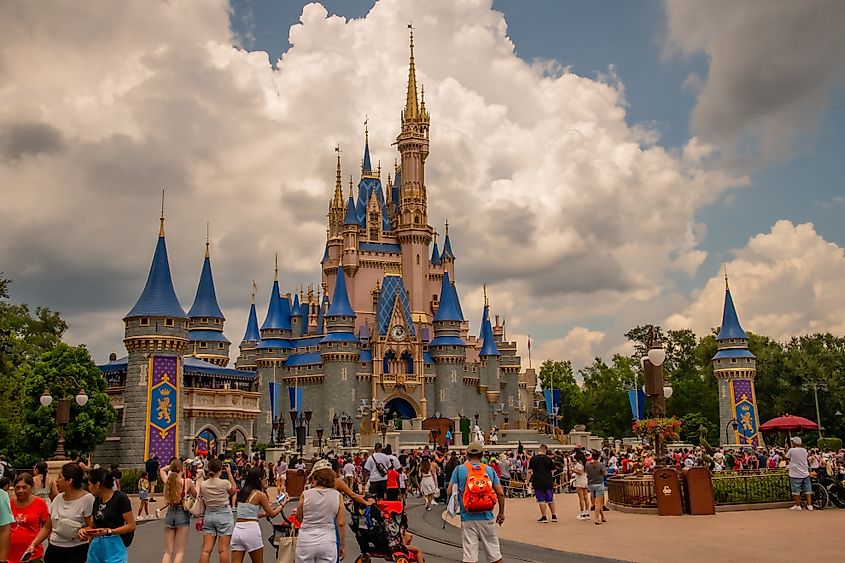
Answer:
[
  {"left": 274, "top": 252, "right": 279, "bottom": 281},
  {"left": 403, "top": 23, "right": 419, "bottom": 123},
  {"left": 333, "top": 145, "right": 344, "bottom": 207},
  {"left": 205, "top": 221, "right": 210, "bottom": 258},
  {"left": 159, "top": 189, "right": 166, "bottom": 236}
]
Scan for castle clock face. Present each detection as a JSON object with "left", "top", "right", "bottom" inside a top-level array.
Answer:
[{"left": 390, "top": 325, "right": 407, "bottom": 341}]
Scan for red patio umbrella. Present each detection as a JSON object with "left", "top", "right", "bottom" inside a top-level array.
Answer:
[{"left": 759, "top": 414, "right": 818, "bottom": 432}]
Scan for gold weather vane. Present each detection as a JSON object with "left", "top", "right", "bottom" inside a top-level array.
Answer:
[
  {"left": 349, "top": 174, "right": 354, "bottom": 199},
  {"left": 483, "top": 284, "right": 488, "bottom": 308},
  {"left": 724, "top": 263, "right": 729, "bottom": 290},
  {"left": 251, "top": 280, "right": 258, "bottom": 304},
  {"left": 274, "top": 252, "right": 279, "bottom": 281},
  {"left": 205, "top": 222, "right": 210, "bottom": 258},
  {"left": 159, "top": 189, "right": 166, "bottom": 236}
]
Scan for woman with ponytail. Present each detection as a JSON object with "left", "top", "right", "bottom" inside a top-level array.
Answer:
[{"left": 161, "top": 459, "right": 195, "bottom": 563}]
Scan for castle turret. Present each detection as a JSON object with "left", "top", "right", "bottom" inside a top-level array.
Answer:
[
  {"left": 478, "top": 291, "right": 501, "bottom": 428},
  {"left": 431, "top": 272, "right": 466, "bottom": 417},
  {"left": 342, "top": 179, "right": 360, "bottom": 276},
  {"left": 121, "top": 204, "right": 189, "bottom": 466},
  {"left": 713, "top": 275, "right": 763, "bottom": 446},
  {"left": 291, "top": 293, "right": 304, "bottom": 338},
  {"left": 235, "top": 285, "right": 261, "bottom": 370},
  {"left": 319, "top": 268, "right": 359, "bottom": 429},
  {"left": 396, "top": 26, "right": 433, "bottom": 326},
  {"left": 187, "top": 237, "right": 229, "bottom": 366}
]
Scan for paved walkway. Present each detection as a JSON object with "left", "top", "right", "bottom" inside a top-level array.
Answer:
[{"left": 443, "top": 492, "right": 843, "bottom": 561}]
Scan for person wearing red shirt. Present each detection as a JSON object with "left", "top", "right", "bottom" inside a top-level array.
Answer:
[
  {"left": 10, "top": 473, "right": 49, "bottom": 563},
  {"left": 385, "top": 467, "right": 401, "bottom": 501}
]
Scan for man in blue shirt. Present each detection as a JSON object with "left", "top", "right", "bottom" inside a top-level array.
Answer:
[{"left": 447, "top": 442, "right": 505, "bottom": 563}]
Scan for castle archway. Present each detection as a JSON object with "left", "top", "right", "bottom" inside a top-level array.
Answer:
[
  {"left": 384, "top": 396, "right": 417, "bottom": 420},
  {"left": 194, "top": 427, "right": 219, "bottom": 457}
]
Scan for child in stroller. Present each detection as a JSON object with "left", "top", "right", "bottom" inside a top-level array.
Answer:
[
  {"left": 266, "top": 501, "right": 300, "bottom": 560},
  {"left": 349, "top": 498, "right": 422, "bottom": 563}
]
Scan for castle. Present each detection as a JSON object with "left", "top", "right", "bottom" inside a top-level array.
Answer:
[{"left": 97, "top": 31, "right": 534, "bottom": 466}]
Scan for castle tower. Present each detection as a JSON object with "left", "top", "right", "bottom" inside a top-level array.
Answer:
[
  {"left": 342, "top": 180, "right": 360, "bottom": 277},
  {"left": 121, "top": 206, "right": 189, "bottom": 466},
  {"left": 254, "top": 258, "right": 293, "bottom": 444},
  {"left": 396, "top": 27, "right": 433, "bottom": 324},
  {"left": 235, "top": 285, "right": 261, "bottom": 370},
  {"left": 478, "top": 292, "right": 501, "bottom": 429},
  {"left": 430, "top": 272, "right": 466, "bottom": 417},
  {"left": 713, "top": 276, "right": 763, "bottom": 446},
  {"left": 319, "top": 268, "right": 360, "bottom": 429},
  {"left": 187, "top": 235, "right": 229, "bottom": 366},
  {"left": 291, "top": 293, "right": 304, "bottom": 338}
]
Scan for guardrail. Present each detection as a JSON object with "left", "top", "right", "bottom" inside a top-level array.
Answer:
[{"left": 607, "top": 475, "right": 658, "bottom": 508}]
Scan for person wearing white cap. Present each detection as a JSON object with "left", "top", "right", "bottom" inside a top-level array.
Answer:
[
  {"left": 294, "top": 459, "right": 345, "bottom": 563},
  {"left": 786, "top": 436, "right": 813, "bottom": 510}
]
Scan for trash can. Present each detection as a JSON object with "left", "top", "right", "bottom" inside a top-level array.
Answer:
[
  {"left": 682, "top": 467, "right": 715, "bottom": 515},
  {"left": 653, "top": 467, "right": 683, "bottom": 516},
  {"left": 286, "top": 468, "right": 306, "bottom": 498}
]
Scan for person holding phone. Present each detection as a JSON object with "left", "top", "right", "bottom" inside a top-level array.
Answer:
[
  {"left": 199, "top": 458, "right": 237, "bottom": 563},
  {"left": 80, "top": 467, "right": 135, "bottom": 563}
]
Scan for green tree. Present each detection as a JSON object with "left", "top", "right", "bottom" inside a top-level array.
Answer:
[
  {"left": 578, "top": 354, "right": 637, "bottom": 438},
  {"left": 0, "top": 276, "right": 68, "bottom": 461},
  {"left": 538, "top": 359, "right": 582, "bottom": 430},
  {"left": 678, "top": 411, "right": 715, "bottom": 445},
  {"left": 15, "top": 343, "right": 116, "bottom": 466}
]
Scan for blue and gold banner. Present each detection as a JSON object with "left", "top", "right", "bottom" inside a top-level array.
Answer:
[
  {"left": 145, "top": 355, "right": 180, "bottom": 460},
  {"left": 730, "top": 379, "right": 761, "bottom": 446}
]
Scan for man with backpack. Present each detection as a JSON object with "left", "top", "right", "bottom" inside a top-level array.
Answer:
[
  {"left": 363, "top": 442, "right": 396, "bottom": 499},
  {"left": 447, "top": 442, "right": 505, "bottom": 563}
]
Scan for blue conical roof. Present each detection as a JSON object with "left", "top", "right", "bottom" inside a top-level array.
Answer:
[
  {"left": 126, "top": 235, "right": 187, "bottom": 319},
  {"left": 430, "top": 241, "right": 441, "bottom": 265},
  {"left": 363, "top": 138, "right": 372, "bottom": 174},
  {"left": 261, "top": 279, "right": 291, "bottom": 330},
  {"left": 434, "top": 272, "right": 462, "bottom": 322},
  {"left": 291, "top": 294, "right": 302, "bottom": 317},
  {"left": 187, "top": 256, "right": 224, "bottom": 319},
  {"left": 242, "top": 302, "right": 260, "bottom": 342},
  {"left": 327, "top": 269, "right": 356, "bottom": 317},
  {"left": 452, "top": 281, "right": 464, "bottom": 321},
  {"left": 343, "top": 196, "right": 358, "bottom": 226},
  {"left": 479, "top": 305, "right": 500, "bottom": 356},
  {"left": 717, "top": 287, "right": 747, "bottom": 340},
  {"left": 441, "top": 233, "right": 455, "bottom": 260}
]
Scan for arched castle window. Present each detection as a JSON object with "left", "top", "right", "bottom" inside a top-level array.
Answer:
[
  {"left": 401, "top": 350, "right": 413, "bottom": 374},
  {"left": 383, "top": 350, "right": 396, "bottom": 374}
]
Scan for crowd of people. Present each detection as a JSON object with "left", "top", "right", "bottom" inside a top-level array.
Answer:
[{"left": 1, "top": 437, "right": 843, "bottom": 563}]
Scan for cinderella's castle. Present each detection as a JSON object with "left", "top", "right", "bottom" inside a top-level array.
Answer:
[{"left": 97, "top": 31, "right": 534, "bottom": 466}]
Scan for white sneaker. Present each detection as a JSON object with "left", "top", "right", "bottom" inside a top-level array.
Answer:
[
  {"left": 789, "top": 505, "right": 802, "bottom": 511},
  {"left": 807, "top": 504, "right": 814, "bottom": 511}
]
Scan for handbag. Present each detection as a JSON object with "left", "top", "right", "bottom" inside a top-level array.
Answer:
[
  {"left": 53, "top": 517, "right": 83, "bottom": 541},
  {"left": 189, "top": 494, "right": 205, "bottom": 517},
  {"left": 276, "top": 535, "right": 297, "bottom": 563}
]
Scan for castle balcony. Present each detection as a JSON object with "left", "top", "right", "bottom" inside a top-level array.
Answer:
[{"left": 183, "top": 387, "right": 261, "bottom": 420}]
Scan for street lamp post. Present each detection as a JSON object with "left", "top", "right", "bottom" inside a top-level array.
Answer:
[
  {"left": 725, "top": 418, "right": 739, "bottom": 446},
  {"left": 39, "top": 383, "right": 89, "bottom": 461},
  {"left": 316, "top": 426, "right": 324, "bottom": 455},
  {"left": 801, "top": 381, "right": 828, "bottom": 439}
]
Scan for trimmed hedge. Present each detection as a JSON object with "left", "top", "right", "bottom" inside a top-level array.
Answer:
[{"left": 817, "top": 437, "right": 842, "bottom": 452}]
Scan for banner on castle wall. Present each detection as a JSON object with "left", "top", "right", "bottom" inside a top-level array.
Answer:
[
  {"left": 730, "top": 379, "right": 761, "bottom": 446},
  {"left": 269, "top": 382, "right": 283, "bottom": 418},
  {"left": 145, "top": 355, "right": 180, "bottom": 461},
  {"left": 288, "top": 386, "right": 303, "bottom": 412}
]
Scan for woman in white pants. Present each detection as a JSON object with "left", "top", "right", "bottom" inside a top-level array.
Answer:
[{"left": 294, "top": 460, "right": 345, "bottom": 563}]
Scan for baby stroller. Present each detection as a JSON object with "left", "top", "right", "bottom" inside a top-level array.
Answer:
[
  {"left": 266, "top": 505, "right": 300, "bottom": 560},
  {"left": 350, "top": 499, "right": 417, "bottom": 563}
]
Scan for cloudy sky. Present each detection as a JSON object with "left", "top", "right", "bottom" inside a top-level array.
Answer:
[{"left": 2, "top": 0, "right": 844, "bottom": 368}]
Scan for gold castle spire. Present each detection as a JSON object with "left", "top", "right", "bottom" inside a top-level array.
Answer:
[
  {"left": 348, "top": 174, "right": 354, "bottom": 199},
  {"left": 404, "top": 24, "right": 419, "bottom": 122},
  {"left": 251, "top": 280, "right": 257, "bottom": 305},
  {"left": 274, "top": 252, "right": 279, "bottom": 282},
  {"left": 205, "top": 221, "right": 210, "bottom": 258},
  {"left": 334, "top": 145, "right": 343, "bottom": 206},
  {"left": 724, "top": 263, "right": 730, "bottom": 290}
]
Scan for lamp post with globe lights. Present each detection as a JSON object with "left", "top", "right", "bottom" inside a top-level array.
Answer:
[{"left": 39, "top": 381, "right": 89, "bottom": 461}]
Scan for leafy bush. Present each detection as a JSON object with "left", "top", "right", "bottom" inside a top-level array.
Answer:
[
  {"left": 817, "top": 437, "right": 842, "bottom": 452},
  {"left": 712, "top": 471, "right": 791, "bottom": 504},
  {"left": 119, "top": 468, "right": 143, "bottom": 494}
]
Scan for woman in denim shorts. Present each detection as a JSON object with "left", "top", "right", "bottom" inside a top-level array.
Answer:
[
  {"left": 162, "top": 460, "right": 197, "bottom": 563},
  {"left": 199, "top": 458, "right": 237, "bottom": 563}
]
